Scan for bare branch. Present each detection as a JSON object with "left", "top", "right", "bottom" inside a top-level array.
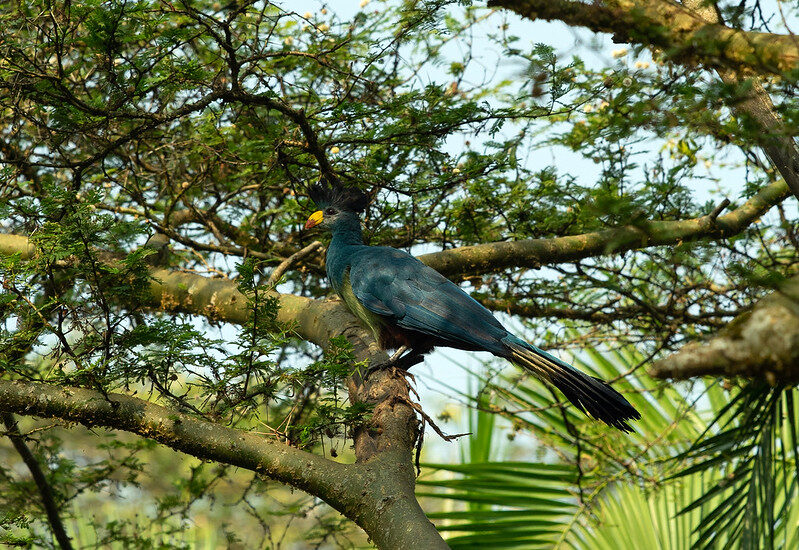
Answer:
[
  {"left": 266, "top": 240, "right": 323, "bottom": 287},
  {"left": 2, "top": 413, "right": 74, "bottom": 550},
  {"left": 1, "top": 179, "right": 788, "bottom": 286},
  {"left": 419, "top": 179, "right": 789, "bottom": 277}
]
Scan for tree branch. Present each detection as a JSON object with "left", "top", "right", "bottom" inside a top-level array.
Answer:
[
  {"left": 2, "top": 413, "right": 74, "bottom": 550},
  {"left": 419, "top": 179, "right": 789, "bottom": 277},
  {"left": 489, "top": 0, "right": 799, "bottom": 204},
  {"left": 266, "top": 240, "right": 323, "bottom": 287},
  {"left": 487, "top": 0, "right": 799, "bottom": 75},
  {"left": 0, "top": 379, "right": 447, "bottom": 549},
  {"left": 221, "top": 89, "right": 340, "bottom": 185},
  {"left": 0, "top": 237, "right": 449, "bottom": 549},
  {"left": 1, "top": 375, "right": 346, "bottom": 492},
  {"left": 681, "top": 0, "right": 799, "bottom": 205},
  {"left": 1, "top": 178, "right": 788, "bottom": 286},
  {"left": 650, "top": 275, "right": 799, "bottom": 381}
]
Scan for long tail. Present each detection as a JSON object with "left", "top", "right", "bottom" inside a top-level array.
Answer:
[{"left": 502, "top": 335, "right": 640, "bottom": 432}]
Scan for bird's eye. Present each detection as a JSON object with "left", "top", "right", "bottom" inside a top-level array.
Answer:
[{"left": 325, "top": 208, "right": 336, "bottom": 215}]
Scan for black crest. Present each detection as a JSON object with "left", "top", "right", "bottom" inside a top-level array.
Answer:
[{"left": 308, "top": 178, "right": 369, "bottom": 213}]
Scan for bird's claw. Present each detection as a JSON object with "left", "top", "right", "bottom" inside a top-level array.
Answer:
[
  {"left": 363, "top": 350, "right": 424, "bottom": 384},
  {"left": 365, "top": 353, "right": 423, "bottom": 379}
]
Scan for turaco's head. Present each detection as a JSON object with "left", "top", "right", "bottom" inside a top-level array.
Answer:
[{"left": 304, "top": 180, "right": 369, "bottom": 231}]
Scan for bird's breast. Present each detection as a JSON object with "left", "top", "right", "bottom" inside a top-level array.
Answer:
[{"left": 338, "top": 271, "right": 386, "bottom": 341}]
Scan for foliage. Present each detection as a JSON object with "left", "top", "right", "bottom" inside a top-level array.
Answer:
[
  {"left": 421, "top": 348, "right": 799, "bottom": 549},
  {"left": 0, "top": 0, "right": 796, "bottom": 546}
]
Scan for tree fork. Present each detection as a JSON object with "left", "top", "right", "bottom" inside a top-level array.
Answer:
[{"left": 0, "top": 378, "right": 448, "bottom": 549}]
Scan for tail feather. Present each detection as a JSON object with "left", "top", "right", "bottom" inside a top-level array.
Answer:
[{"left": 503, "top": 336, "right": 641, "bottom": 432}]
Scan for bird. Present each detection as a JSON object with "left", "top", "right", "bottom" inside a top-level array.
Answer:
[{"left": 304, "top": 181, "right": 641, "bottom": 432}]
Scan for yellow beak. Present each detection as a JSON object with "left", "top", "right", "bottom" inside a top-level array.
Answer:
[{"left": 304, "top": 210, "right": 324, "bottom": 229}]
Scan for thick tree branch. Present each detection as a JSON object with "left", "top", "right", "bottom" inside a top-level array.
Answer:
[
  {"left": 650, "top": 276, "right": 799, "bottom": 381},
  {"left": 0, "top": 179, "right": 788, "bottom": 285},
  {"left": 488, "top": 0, "right": 799, "bottom": 75},
  {"left": 477, "top": 296, "right": 739, "bottom": 328},
  {"left": 0, "top": 236, "right": 448, "bottom": 549},
  {"left": 0, "top": 379, "right": 446, "bottom": 549},
  {"left": 419, "top": 179, "right": 789, "bottom": 277}
]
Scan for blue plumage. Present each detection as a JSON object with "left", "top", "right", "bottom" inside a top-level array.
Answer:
[{"left": 306, "top": 184, "right": 640, "bottom": 431}]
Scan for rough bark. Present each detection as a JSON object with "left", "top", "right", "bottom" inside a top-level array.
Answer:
[
  {"left": 0, "top": 178, "right": 787, "bottom": 288},
  {"left": 682, "top": 0, "right": 799, "bottom": 205},
  {"left": 650, "top": 276, "right": 799, "bottom": 382},
  {"left": 420, "top": 178, "right": 788, "bottom": 277},
  {"left": 487, "top": 0, "right": 799, "bottom": 75},
  {"left": 0, "top": 239, "right": 448, "bottom": 549},
  {"left": 0, "top": 380, "right": 447, "bottom": 549}
]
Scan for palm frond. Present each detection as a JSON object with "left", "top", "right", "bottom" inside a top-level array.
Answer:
[
  {"left": 672, "top": 382, "right": 798, "bottom": 550},
  {"left": 419, "top": 461, "right": 581, "bottom": 549},
  {"left": 420, "top": 344, "right": 799, "bottom": 549}
]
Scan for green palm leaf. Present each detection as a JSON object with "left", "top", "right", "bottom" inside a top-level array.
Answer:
[
  {"left": 419, "top": 344, "right": 799, "bottom": 549},
  {"left": 672, "top": 382, "right": 798, "bottom": 550}
]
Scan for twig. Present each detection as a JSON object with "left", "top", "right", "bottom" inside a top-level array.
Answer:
[
  {"left": 396, "top": 396, "right": 471, "bottom": 442},
  {"left": 266, "top": 240, "right": 323, "bottom": 286},
  {"left": 708, "top": 198, "right": 731, "bottom": 223},
  {"left": 415, "top": 417, "right": 425, "bottom": 476}
]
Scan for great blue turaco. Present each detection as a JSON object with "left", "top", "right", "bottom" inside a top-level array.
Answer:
[{"left": 304, "top": 181, "right": 641, "bottom": 431}]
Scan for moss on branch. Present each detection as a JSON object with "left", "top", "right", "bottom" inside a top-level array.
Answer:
[
  {"left": 0, "top": 379, "right": 448, "bottom": 550},
  {"left": 488, "top": 0, "right": 799, "bottom": 75},
  {"left": 651, "top": 276, "right": 799, "bottom": 382},
  {"left": 420, "top": 179, "right": 790, "bottom": 277}
]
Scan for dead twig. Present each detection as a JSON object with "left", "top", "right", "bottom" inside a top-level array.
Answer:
[
  {"left": 266, "top": 240, "right": 323, "bottom": 286},
  {"left": 708, "top": 198, "right": 731, "bottom": 223},
  {"left": 396, "top": 396, "right": 471, "bottom": 442}
]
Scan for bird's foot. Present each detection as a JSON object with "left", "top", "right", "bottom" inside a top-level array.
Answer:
[{"left": 364, "top": 346, "right": 424, "bottom": 380}]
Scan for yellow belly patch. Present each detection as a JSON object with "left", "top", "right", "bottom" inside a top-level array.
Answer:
[{"left": 339, "top": 271, "right": 385, "bottom": 341}]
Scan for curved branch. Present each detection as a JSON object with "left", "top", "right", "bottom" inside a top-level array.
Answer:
[
  {"left": 0, "top": 237, "right": 448, "bottom": 549},
  {"left": 0, "top": 380, "right": 342, "bottom": 503},
  {"left": 650, "top": 276, "right": 799, "bottom": 381},
  {"left": 682, "top": 0, "right": 799, "bottom": 207},
  {"left": 1, "top": 178, "right": 788, "bottom": 285},
  {"left": 0, "top": 379, "right": 447, "bottom": 550},
  {"left": 488, "top": 0, "right": 799, "bottom": 75}
]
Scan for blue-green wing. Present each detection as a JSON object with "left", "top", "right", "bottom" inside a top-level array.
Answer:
[{"left": 347, "top": 247, "right": 509, "bottom": 354}]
